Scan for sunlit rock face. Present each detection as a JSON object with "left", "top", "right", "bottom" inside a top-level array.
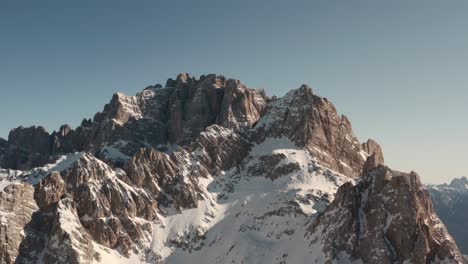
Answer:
[
  {"left": 1, "top": 74, "right": 267, "bottom": 170},
  {"left": 250, "top": 85, "right": 384, "bottom": 177},
  {"left": 312, "top": 165, "right": 464, "bottom": 264},
  {"left": 0, "top": 184, "right": 37, "bottom": 263}
]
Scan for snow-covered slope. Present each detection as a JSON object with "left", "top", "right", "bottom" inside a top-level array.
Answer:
[
  {"left": 0, "top": 153, "right": 85, "bottom": 191},
  {"left": 6, "top": 133, "right": 461, "bottom": 264},
  {"left": 150, "top": 137, "right": 350, "bottom": 263}
]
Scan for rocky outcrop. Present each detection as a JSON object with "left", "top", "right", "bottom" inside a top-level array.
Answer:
[
  {"left": 89, "top": 73, "right": 266, "bottom": 154},
  {"left": 0, "top": 138, "right": 7, "bottom": 163},
  {"left": 0, "top": 125, "right": 75, "bottom": 171},
  {"left": 427, "top": 177, "right": 468, "bottom": 254},
  {"left": 311, "top": 165, "right": 465, "bottom": 264},
  {"left": 123, "top": 124, "right": 251, "bottom": 211},
  {"left": 124, "top": 148, "right": 200, "bottom": 210},
  {"left": 251, "top": 85, "right": 382, "bottom": 177},
  {"left": 42, "top": 197, "right": 95, "bottom": 264},
  {"left": 362, "top": 138, "right": 384, "bottom": 163},
  {"left": 0, "top": 184, "right": 37, "bottom": 264},
  {"left": 2, "top": 126, "right": 53, "bottom": 170},
  {"left": 34, "top": 171, "right": 66, "bottom": 210},
  {"left": 17, "top": 195, "right": 95, "bottom": 264},
  {"left": 362, "top": 152, "right": 385, "bottom": 175},
  {"left": 50, "top": 124, "right": 74, "bottom": 154},
  {"left": 17, "top": 153, "right": 157, "bottom": 262}
]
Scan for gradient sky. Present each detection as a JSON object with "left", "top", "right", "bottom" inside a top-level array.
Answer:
[{"left": 1, "top": 0, "right": 467, "bottom": 184}]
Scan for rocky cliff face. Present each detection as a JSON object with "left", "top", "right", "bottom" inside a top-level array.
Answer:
[
  {"left": 251, "top": 85, "right": 384, "bottom": 177},
  {"left": 2, "top": 126, "right": 54, "bottom": 170},
  {"left": 0, "top": 184, "right": 37, "bottom": 263},
  {"left": 0, "top": 74, "right": 463, "bottom": 264},
  {"left": 427, "top": 177, "right": 468, "bottom": 254},
  {"left": 0, "top": 138, "right": 7, "bottom": 165},
  {"left": 311, "top": 165, "right": 464, "bottom": 263},
  {"left": 0, "top": 74, "right": 267, "bottom": 170}
]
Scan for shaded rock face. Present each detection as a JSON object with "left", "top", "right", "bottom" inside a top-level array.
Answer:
[
  {"left": 51, "top": 124, "right": 74, "bottom": 154},
  {"left": 311, "top": 166, "right": 464, "bottom": 264},
  {"left": 427, "top": 177, "right": 468, "bottom": 254},
  {"left": 2, "top": 126, "right": 53, "bottom": 170},
  {"left": 0, "top": 125, "right": 74, "bottom": 171},
  {"left": 0, "top": 184, "right": 37, "bottom": 264},
  {"left": 1, "top": 74, "right": 267, "bottom": 170},
  {"left": 0, "top": 138, "right": 7, "bottom": 163}
]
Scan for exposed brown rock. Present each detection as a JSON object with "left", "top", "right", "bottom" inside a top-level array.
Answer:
[
  {"left": 247, "top": 154, "right": 301, "bottom": 180},
  {"left": 251, "top": 85, "right": 382, "bottom": 177},
  {"left": 362, "top": 138, "right": 385, "bottom": 163},
  {"left": 311, "top": 166, "right": 465, "bottom": 264},
  {"left": 42, "top": 197, "right": 95, "bottom": 264},
  {"left": 220, "top": 78, "right": 267, "bottom": 130},
  {"left": 1, "top": 74, "right": 267, "bottom": 171},
  {"left": 124, "top": 124, "right": 251, "bottom": 211},
  {"left": 34, "top": 171, "right": 65, "bottom": 210},
  {"left": 362, "top": 152, "right": 385, "bottom": 175},
  {"left": 0, "top": 184, "right": 37, "bottom": 264}
]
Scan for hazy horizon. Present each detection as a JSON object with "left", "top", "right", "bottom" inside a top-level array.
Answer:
[{"left": 1, "top": 0, "right": 467, "bottom": 184}]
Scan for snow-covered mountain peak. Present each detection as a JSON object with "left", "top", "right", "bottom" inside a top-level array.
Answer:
[
  {"left": 0, "top": 75, "right": 463, "bottom": 264},
  {"left": 251, "top": 83, "right": 383, "bottom": 178},
  {"left": 449, "top": 176, "right": 468, "bottom": 190}
]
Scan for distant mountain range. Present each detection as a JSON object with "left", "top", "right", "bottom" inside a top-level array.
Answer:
[
  {"left": 427, "top": 177, "right": 468, "bottom": 255},
  {"left": 0, "top": 73, "right": 464, "bottom": 263}
]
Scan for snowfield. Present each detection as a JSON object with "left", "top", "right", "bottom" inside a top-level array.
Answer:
[{"left": 147, "top": 137, "right": 351, "bottom": 263}]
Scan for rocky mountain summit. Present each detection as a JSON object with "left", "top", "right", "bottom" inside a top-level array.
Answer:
[
  {"left": 0, "top": 73, "right": 464, "bottom": 264},
  {"left": 314, "top": 166, "right": 464, "bottom": 263},
  {"left": 0, "top": 74, "right": 267, "bottom": 170},
  {"left": 426, "top": 177, "right": 468, "bottom": 255}
]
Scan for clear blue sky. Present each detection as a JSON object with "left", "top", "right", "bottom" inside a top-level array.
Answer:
[{"left": 1, "top": 0, "right": 467, "bottom": 183}]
